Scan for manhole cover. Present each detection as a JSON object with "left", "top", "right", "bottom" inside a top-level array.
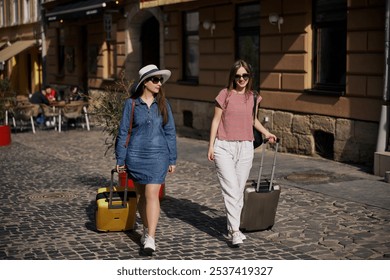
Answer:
[
  {"left": 28, "top": 192, "right": 78, "bottom": 202},
  {"left": 286, "top": 172, "right": 330, "bottom": 183}
]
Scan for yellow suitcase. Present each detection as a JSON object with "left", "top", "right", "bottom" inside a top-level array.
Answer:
[{"left": 95, "top": 169, "right": 137, "bottom": 232}]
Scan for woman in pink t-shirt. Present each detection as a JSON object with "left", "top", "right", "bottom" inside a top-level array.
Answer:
[{"left": 207, "top": 59, "right": 277, "bottom": 246}]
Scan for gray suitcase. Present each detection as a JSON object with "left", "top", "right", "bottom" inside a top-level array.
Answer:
[{"left": 240, "top": 138, "right": 281, "bottom": 232}]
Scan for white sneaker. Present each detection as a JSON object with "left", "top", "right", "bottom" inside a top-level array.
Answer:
[
  {"left": 140, "top": 227, "right": 148, "bottom": 245},
  {"left": 143, "top": 236, "right": 155, "bottom": 254},
  {"left": 228, "top": 231, "right": 246, "bottom": 241},
  {"left": 231, "top": 231, "right": 243, "bottom": 245}
]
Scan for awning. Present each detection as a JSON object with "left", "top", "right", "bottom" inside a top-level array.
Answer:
[
  {"left": 45, "top": 0, "right": 117, "bottom": 22},
  {"left": 0, "top": 40, "right": 36, "bottom": 63},
  {"left": 140, "top": 0, "right": 195, "bottom": 9}
]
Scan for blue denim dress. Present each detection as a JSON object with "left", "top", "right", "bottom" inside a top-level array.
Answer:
[{"left": 115, "top": 97, "right": 177, "bottom": 184}]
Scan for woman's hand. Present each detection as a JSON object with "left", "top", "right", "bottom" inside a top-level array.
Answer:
[
  {"left": 168, "top": 165, "right": 176, "bottom": 173},
  {"left": 207, "top": 146, "right": 215, "bottom": 161},
  {"left": 265, "top": 133, "right": 277, "bottom": 143},
  {"left": 116, "top": 165, "right": 126, "bottom": 173}
]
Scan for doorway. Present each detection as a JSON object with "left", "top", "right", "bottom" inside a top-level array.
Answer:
[{"left": 140, "top": 17, "right": 160, "bottom": 67}]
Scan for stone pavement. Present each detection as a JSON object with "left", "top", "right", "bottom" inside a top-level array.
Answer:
[{"left": 0, "top": 128, "right": 389, "bottom": 260}]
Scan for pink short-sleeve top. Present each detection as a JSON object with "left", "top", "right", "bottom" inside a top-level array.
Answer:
[{"left": 215, "top": 88, "right": 262, "bottom": 141}]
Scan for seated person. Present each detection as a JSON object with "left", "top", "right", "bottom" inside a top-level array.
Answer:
[
  {"left": 65, "top": 86, "right": 85, "bottom": 102},
  {"left": 46, "top": 88, "right": 57, "bottom": 103},
  {"left": 29, "top": 86, "right": 51, "bottom": 126},
  {"left": 30, "top": 86, "right": 51, "bottom": 105}
]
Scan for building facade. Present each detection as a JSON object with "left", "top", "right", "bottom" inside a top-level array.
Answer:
[
  {"left": 0, "top": 0, "right": 43, "bottom": 96},
  {"left": 10, "top": 0, "right": 389, "bottom": 169}
]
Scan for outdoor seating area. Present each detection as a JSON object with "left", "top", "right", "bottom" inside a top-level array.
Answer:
[{"left": 5, "top": 95, "right": 91, "bottom": 134}]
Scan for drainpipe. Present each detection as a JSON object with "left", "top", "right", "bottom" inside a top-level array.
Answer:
[{"left": 376, "top": 0, "right": 390, "bottom": 153}]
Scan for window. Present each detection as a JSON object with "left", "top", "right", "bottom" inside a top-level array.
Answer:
[
  {"left": 182, "top": 11, "right": 199, "bottom": 83},
  {"left": 57, "top": 28, "right": 65, "bottom": 76},
  {"left": 23, "top": 0, "right": 31, "bottom": 24},
  {"left": 35, "top": 0, "right": 42, "bottom": 21},
  {"left": 236, "top": 3, "right": 260, "bottom": 90},
  {"left": 308, "top": 0, "right": 347, "bottom": 95},
  {"left": 12, "top": 0, "right": 19, "bottom": 25},
  {"left": 0, "top": 1, "right": 4, "bottom": 27}
]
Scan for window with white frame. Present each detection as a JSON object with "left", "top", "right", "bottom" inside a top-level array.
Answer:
[
  {"left": 182, "top": 11, "right": 199, "bottom": 82},
  {"left": 23, "top": 0, "right": 31, "bottom": 24},
  {"left": 307, "top": 0, "right": 347, "bottom": 95},
  {"left": 12, "top": 0, "right": 19, "bottom": 25},
  {"left": 0, "top": 1, "right": 4, "bottom": 27}
]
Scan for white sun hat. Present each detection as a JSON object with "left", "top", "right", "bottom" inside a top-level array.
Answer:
[{"left": 135, "top": 64, "right": 171, "bottom": 92}]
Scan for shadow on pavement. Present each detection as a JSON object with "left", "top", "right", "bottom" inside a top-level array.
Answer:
[{"left": 161, "top": 196, "right": 226, "bottom": 241}]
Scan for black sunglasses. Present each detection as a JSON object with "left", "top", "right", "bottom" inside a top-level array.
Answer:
[
  {"left": 148, "top": 77, "right": 164, "bottom": 84},
  {"left": 235, "top": 74, "right": 250, "bottom": 81}
]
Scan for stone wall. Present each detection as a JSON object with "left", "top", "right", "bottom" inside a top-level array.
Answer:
[{"left": 258, "top": 109, "right": 378, "bottom": 166}]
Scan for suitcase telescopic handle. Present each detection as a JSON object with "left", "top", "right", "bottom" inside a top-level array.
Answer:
[
  {"left": 108, "top": 169, "right": 128, "bottom": 209},
  {"left": 256, "top": 138, "right": 280, "bottom": 192}
]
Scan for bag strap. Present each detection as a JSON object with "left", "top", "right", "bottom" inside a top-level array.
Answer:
[
  {"left": 125, "top": 99, "right": 135, "bottom": 148},
  {"left": 253, "top": 91, "right": 259, "bottom": 125}
]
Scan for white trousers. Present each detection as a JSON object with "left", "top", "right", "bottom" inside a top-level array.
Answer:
[{"left": 213, "top": 139, "right": 253, "bottom": 232}]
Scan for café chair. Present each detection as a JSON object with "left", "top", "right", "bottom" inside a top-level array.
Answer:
[
  {"left": 62, "top": 102, "right": 90, "bottom": 131},
  {"left": 40, "top": 103, "right": 61, "bottom": 131},
  {"left": 12, "top": 104, "right": 40, "bottom": 134}
]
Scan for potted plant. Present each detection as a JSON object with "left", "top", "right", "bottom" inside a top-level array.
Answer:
[
  {"left": 90, "top": 73, "right": 165, "bottom": 199},
  {"left": 0, "top": 79, "right": 13, "bottom": 146}
]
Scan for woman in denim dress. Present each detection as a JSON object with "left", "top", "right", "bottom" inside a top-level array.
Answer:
[{"left": 116, "top": 65, "right": 177, "bottom": 255}]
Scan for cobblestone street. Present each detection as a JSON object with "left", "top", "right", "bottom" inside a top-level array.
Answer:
[{"left": 0, "top": 129, "right": 389, "bottom": 260}]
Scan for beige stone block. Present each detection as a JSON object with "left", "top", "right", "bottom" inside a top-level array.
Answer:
[
  {"left": 346, "top": 75, "right": 367, "bottom": 97},
  {"left": 261, "top": 54, "right": 305, "bottom": 71},
  {"left": 355, "top": 121, "right": 378, "bottom": 144},
  {"left": 199, "top": 70, "right": 215, "bottom": 85},
  {"left": 335, "top": 119, "right": 354, "bottom": 141},
  {"left": 368, "top": 31, "right": 385, "bottom": 51},
  {"left": 215, "top": 38, "right": 233, "bottom": 53},
  {"left": 200, "top": 54, "right": 232, "bottom": 70},
  {"left": 292, "top": 115, "right": 310, "bottom": 134},
  {"left": 367, "top": 76, "right": 383, "bottom": 98},
  {"left": 215, "top": 5, "right": 233, "bottom": 21},
  {"left": 260, "top": 73, "right": 281, "bottom": 89},
  {"left": 334, "top": 139, "right": 360, "bottom": 163},
  {"left": 273, "top": 111, "right": 293, "bottom": 132},
  {"left": 282, "top": 74, "right": 305, "bottom": 91},
  {"left": 283, "top": 0, "right": 307, "bottom": 13},
  {"left": 260, "top": 0, "right": 282, "bottom": 16},
  {"left": 348, "top": 8, "right": 385, "bottom": 30},
  {"left": 311, "top": 115, "right": 335, "bottom": 134},
  {"left": 297, "top": 134, "right": 314, "bottom": 155},
  {"left": 200, "top": 39, "right": 214, "bottom": 53},
  {"left": 347, "top": 53, "right": 384, "bottom": 75},
  {"left": 261, "top": 36, "right": 282, "bottom": 52},
  {"left": 347, "top": 32, "right": 367, "bottom": 51},
  {"left": 279, "top": 132, "right": 298, "bottom": 153},
  {"left": 282, "top": 34, "right": 306, "bottom": 52}
]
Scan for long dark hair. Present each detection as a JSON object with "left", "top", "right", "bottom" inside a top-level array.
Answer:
[
  {"left": 223, "top": 59, "right": 253, "bottom": 108},
  {"left": 132, "top": 78, "right": 169, "bottom": 125}
]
